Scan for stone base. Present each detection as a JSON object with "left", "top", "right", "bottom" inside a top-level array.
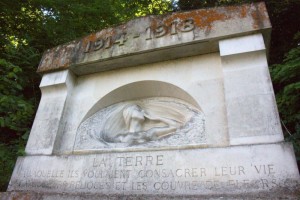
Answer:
[
  {"left": 7, "top": 142, "right": 300, "bottom": 197},
  {"left": 2, "top": 189, "right": 300, "bottom": 200}
]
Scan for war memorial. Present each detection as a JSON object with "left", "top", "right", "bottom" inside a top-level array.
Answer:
[{"left": 2, "top": 2, "right": 300, "bottom": 199}]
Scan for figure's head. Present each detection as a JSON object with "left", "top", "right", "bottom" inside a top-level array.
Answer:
[{"left": 123, "top": 104, "right": 145, "bottom": 132}]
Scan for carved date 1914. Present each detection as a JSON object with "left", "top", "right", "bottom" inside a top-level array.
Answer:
[{"left": 84, "top": 19, "right": 195, "bottom": 53}]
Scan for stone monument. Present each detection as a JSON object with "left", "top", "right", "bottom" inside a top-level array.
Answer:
[{"left": 3, "top": 2, "right": 300, "bottom": 199}]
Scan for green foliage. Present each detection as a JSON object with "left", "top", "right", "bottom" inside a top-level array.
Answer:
[
  {"left": 1, "top": 2, "right": 44, "bottom": 190},
  {"left": 124, "top": 0, "right": 174, "bottom": 16},
  {"left": 0, "top": 143, "right": 19, "bottom": 191},
  {"left": 0, "top": 41, "right": 41, "bottom": 135},
  {"left": 285, "top": 124, "right": 300, "bottom": 161},
  {"left": 272, "top": 47, "right": 300, "bottom": 85},
  {"left": 271, "top": 46, "right": 300, "bottom": 131},
  {"left": 271, "top": 44, "right": 300, "bottom": 160},
  {"left": 0, "top": 134, "right": 28, "bottom": 191},
  {"left": 0, "top": 44, "right": 37, "bottom": 190},
  {"left": 33, "top": 0, "right": 122, "bottom": 46}
]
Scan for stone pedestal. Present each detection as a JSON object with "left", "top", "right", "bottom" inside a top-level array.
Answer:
[{"left": 6, "top": 2, "right": 299, "bottom": 199}]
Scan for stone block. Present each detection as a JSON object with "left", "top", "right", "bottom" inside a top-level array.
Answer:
[
  {"left": 220, "top": 34, "right": 283, "bottom": 145},
  {"left": 25, "top": 70, "right": 75, "bottom": 155},
  {"left": 7, "top": 2, "right": 299, "bottom": 198},
  {"left": 8, "top": 143, "right": 300, "bottom": 196},
  {"left": 219, "top": 34, "right": 266, "bottom": 56},
  {"left": 37, "top": 3, "right": 271, "bottom": 75}
]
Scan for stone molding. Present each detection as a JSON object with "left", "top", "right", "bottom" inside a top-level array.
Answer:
[
  {"left": 25, "top": 70, "right": 75, "bottom": 155},
  {"left": 37, "top": 2, "right": 271, "bottom": 75}
]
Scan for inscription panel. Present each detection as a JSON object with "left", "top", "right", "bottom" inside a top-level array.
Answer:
[
  {"left": 9, "top": 143, "right": 299, "bottom": 195},
  {"left": 83, "top": 19, "right": 195, "bottom": 54}
]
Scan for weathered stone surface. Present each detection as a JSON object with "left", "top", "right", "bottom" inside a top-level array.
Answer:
[
  {"left": 27, "top": 33, "right": 282, "bottom": 155},
  {"left": 25, "top": 70, "right": 75, "bottom": 155},
  {"left": 37, "top": 2, "right": 271, "bottom": 75},
  {"left": 8, "top": 143, "right": 300, "bottom": 196},
  {"left": 7, "top": 2, "right": 299, "bottom": 198},
  {"left": 219, "top": 33, "right": 283, "bottom": 145},
  {"left": 34, "top": 53, "right": 228, "bottom": 155},
  {"left": 74, "top": 97, "right": 206, "bottom": 151},
  {"left": 2, "top": 190, "right": 300, "bottom": 200}
]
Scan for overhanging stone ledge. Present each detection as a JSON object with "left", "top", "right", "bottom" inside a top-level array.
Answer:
[{"left": 37, "top": 2, "right": 271, "bottom": 76}]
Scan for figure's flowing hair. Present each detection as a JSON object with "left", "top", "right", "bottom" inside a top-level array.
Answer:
[{"left": 98, "top": 99, "right": 193, "bottom": 143}]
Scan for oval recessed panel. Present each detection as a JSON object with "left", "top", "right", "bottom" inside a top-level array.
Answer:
[{"left": 74, "top": 97, "right": 206, "bottom": 152}]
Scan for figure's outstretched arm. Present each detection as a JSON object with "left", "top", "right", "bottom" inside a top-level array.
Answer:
[
  {"left": 144, "top": 113, "right": 181, "bottom": 138},
  {"left": 144, "top": 113, "right": 180, "bottom": 127}
]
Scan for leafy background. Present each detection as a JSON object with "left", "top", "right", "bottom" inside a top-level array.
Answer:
[{"left": 0, "top": 0, "right": 299, "bottom": 191}]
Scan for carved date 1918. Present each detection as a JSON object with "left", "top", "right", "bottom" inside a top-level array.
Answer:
[{"left": 84, "top": 19, "right": 195, "bottom": 53}]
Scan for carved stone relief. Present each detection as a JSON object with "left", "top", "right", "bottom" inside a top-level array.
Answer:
[{"left": 74, "top": 97, "right": 205, "bottom": 150}]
